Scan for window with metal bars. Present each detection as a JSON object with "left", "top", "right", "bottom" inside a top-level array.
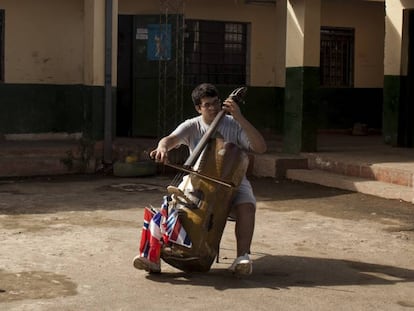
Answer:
[
  {"left": 320, "top": 27, "right": 354, "bottom": 87},
  {"left": 0, "top": 10, "right": 4, "bottom": 82},
  {"left": 184, "top": 19, "right": 248, "bottom": 85}
]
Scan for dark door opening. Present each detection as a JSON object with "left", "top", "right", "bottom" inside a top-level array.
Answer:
[
  {"left": 117, "top": 15, "right": 164, "bottom": 138},
  {"left": 116, "top": 15, "right": 133, "bottom": 137},
  {"left": 399, "top": 10, "right": 414, "bottom": 147}
]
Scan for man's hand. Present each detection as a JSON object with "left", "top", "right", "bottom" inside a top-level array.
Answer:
[
  {"left": 222, "top": 98, "right": 242, "bottom": 120},
  {"left": 149, "top": 135, "right": 180, "bottom": 163},
  {"left": 149, "top": 147, "right": 168, "bottom": 163}
]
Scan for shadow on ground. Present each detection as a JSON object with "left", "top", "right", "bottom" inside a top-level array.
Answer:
[
  {"left": 1, "top": 176, "right": 413, "bottom": 231},
  {"left": 146, "top": 254, "right": 414, "bottom": 291}
]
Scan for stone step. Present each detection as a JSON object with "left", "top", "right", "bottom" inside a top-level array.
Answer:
[
  {"left": 0, "top": 140, "right": 99, "bottom": 177},
  {"left": 286, "top": 168, "right": 414, "bottom": 204},
  {"left": 0, "top": 155, "right": 73, "bottom": 177},
  {"left": 305, "top": 154, "right": 414, "bottom": 187},
  {"left": 249, "top": 153, "right": 308, "bottom": 178},
  {"left": 0, "top": 154, "right": 97, "bottom": 177}
]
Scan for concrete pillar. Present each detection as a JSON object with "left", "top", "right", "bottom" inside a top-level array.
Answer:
[
  {"left": 383, "top": 1, "right": 404, "bottom": 145},
  {"left": 82, "top": 0, "right": 118, "bottom": 140},
  {"left": 83, "top": 0, "right": 117, "bottom": 86},
  {"left": 283, "top": 0, "right": 320, "bottom": 154},
  {"left": 275, "top": 0, "right": 287, "bottom": 87}
]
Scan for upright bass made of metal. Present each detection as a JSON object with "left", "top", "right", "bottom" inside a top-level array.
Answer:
[{"left": 160, "top": 87, "right": 250, "bottom": 272}]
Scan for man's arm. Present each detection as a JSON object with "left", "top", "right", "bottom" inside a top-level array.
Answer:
[
  {"left": 222, "top": 98, "right": 267, "bottom": 154},
  {"left": 149, "top": 135, "right": 181, "bottom": 163}
]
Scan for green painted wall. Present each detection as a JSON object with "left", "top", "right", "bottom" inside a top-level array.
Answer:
[
  {"left": 0, "top": 83, "right": 109, "bottom": 140},
  {"left": 283, "top": 66, "right": 383, "bottom": 153},
  {"left": 384, "top": 74, "right": 414, "bottom": 148},
  {"left": 383, "top": 75, "right": 401, "bottom": 146},
  {"left": 284, "top": 67, "right": 319, "bottom": 153},
  {"left": 0, "top": 83, "right": 283, "bottom": 140},
  {"left": 0, "top": 82, "right": 384, "bottom": 143}
]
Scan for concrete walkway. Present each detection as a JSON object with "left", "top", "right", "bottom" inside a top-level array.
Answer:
[
  {"left": 248, "top": 133, "right": 414, "bottom": 204},
  {"left": 293, "top": 134, "right": 414, "bottom": 204},
  {"left": 1, "top": 133, "right": 413, "bottom": 203},
  {"left": 1, "top": 175, "right": 414, "bottom": 310}
]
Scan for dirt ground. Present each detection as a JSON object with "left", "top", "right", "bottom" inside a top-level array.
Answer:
[{"left": 0, "top": 174, "right": 414, "bottom": 311}]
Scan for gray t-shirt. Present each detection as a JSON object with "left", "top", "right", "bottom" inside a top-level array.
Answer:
[
  {"left": 171, "top": 114, "right": 256, "bottom": 206},
  {"left": 170, "top": 115, "right": 252, "bottom": 153}
]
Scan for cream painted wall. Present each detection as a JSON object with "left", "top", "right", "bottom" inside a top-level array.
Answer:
[
  {"left": 384, "top": 0, "right": 404, "bottom": 73},
  {"left": 286, "top": 0, "right": 306, "bottom": 68},
  {"left": 321, "top": 0, "right": 385, "bottom": 88},
  {"left": 119, "top": 0, "right": 278, "bottom": 87},
  {"left": 286, "top": 0, "right": 321, "bottom": 68},
  {"left": 384, "top": 0, "right": 414, "bottom": 76},
  {"left": 2, "top": 0, "right": 84, "bottom": 84},
  {"left": 0, "top": 0, "right": 387, "bottom": 88},
  {"left": 2, "top": 0, "right": 118, "bottom": 86},
  {"left": 118, "top": 0, "right": 159, "bottom": 14}
]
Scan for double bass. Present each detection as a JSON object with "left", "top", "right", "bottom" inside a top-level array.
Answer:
[{"left": 160, "top": 87, "right": 250, "bottom": 272}]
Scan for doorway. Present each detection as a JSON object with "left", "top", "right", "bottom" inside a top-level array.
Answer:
[
  {"left": 116, "top": 15, "right": 163, "bottom": 138},
  {"left": 116, "top": 15, "right": 133, "bottom": 137},
  {"left": 399, "top": 9, "right": 414, "bottom": 147}
]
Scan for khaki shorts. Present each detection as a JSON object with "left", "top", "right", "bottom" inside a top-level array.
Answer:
[{"left": 231, "top": 176, "right": 256, "bottom": 208}]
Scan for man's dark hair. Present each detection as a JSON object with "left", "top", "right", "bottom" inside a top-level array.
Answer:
[{"left": 191, "top": 83, "right": 219, "bottom": 106}]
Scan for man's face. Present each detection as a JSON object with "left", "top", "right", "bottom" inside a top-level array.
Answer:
[{"left": 196, "top": 96, "right": 221, "bottom": 124}]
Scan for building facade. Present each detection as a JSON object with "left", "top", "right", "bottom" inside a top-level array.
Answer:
[{"left": 0, "top": 0, "right": 412, "bottom": 152}]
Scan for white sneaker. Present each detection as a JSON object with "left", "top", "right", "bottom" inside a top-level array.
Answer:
[
  {"left": 133, "top": 255, "right": 161, "bottom": 273},
  {"left": 228, "top": 253, "right": 252, "bottom": 276}
]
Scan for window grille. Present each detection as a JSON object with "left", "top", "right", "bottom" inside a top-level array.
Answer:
[
  {"left": 320, "top": 27, "right": 354, "bottom": 87},
  {"left": 184, "top": 20, "right": 248, "bottom": 85}
]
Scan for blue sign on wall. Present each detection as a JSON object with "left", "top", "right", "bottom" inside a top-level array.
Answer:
[{"left": 147, "top": 24, "right": 171, "bottom": 61}]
